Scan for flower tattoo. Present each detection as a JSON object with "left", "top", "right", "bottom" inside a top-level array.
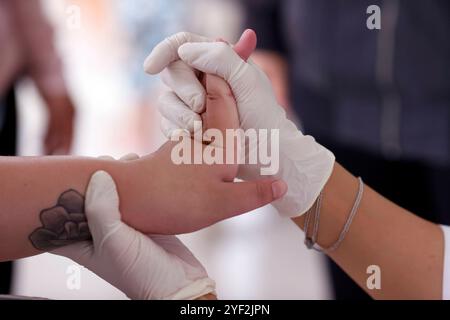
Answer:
[{"left": 29, "top": 189, "right": 92, "bottom": 250}]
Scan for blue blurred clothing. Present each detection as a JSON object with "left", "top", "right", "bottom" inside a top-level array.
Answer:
[
  {"left": 115, "top": 0, "right": 187, "bottom": 94},
  {"left": 243, "top": 0, "right": 450, "bottom": 166}
]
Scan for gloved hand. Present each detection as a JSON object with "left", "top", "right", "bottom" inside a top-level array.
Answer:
[
  {"left": 53, "top": 154, "right": 215, "bottom": 300},
  {"left": 441, "top": 225, "right": 450, "bottom": 300},
  {"left": 144, "top": 31, "right": 335, "bottom": 217}
]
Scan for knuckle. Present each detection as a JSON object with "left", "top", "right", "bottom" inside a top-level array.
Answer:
[
  {"left": 205, "top": 75, "right": 233, "bottom": 98},
  {"left": 206, "top": 42, "right": 231, "bottom": 63}
]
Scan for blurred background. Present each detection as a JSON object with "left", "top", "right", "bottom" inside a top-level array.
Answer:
[{"left": 1, "top": 0, "right": 448, "bottom": 299}]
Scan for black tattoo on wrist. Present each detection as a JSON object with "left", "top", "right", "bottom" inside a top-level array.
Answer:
[{"left": 29, "top": 189, "right": 92, "bottom": 251}]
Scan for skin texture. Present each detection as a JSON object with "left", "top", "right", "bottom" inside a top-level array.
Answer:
[{"left": 293, "top": 163, "right": 444, "bottom": 299}]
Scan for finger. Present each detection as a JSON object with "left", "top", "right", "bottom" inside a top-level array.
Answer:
[
  {"left": 178, "top": 42, "right": 246, "bottom": 82},
  {"left": 158, "top": 90, "right": 202, "bottom": 133},
  {"left": 217, "top": 179, "right": 288, "bottom": 219},
  {"left": 144, "top": 32, "right": 211, "bottom": 75},
  {"left": 161, "top": 60, "right": 206, "bottom": 113},
  {"left": 233, "top": 29, "right": 257, "bottom": 62},
  {"left": 51, "top": 241, "right": 93, "bottom": 266},
  {"left": 85, "top": 171, "right": 122, "bottom": 244}
]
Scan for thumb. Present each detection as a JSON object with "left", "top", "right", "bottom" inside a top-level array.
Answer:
[
  {"left": 233, "top": 29, "right": 257, "bottom": 62},
  {"left": 218, "top": 179, "right": 288, "bottom": 219},
  {"left": 85, "top": 171, "right": 122, "bottom": 244}
]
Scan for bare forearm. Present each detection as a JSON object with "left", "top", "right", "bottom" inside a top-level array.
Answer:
[
  {"left": 293, "top": 163, "right": 444, "bottom": 299},
  {"left": 0, "top": 156, "right": 156, "bottom": 261}
]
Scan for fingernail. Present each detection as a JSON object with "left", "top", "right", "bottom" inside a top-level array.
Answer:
[{"left": 271, "top": 180, "right": 288, "bottom": 199}]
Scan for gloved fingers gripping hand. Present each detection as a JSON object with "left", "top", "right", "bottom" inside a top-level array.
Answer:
[
  {"left": 144, "top": 32, "right": 212, "bottom": 75},
  {"left": 53, "top": 155, "right": 215, "bottom": 300},
  {"left": 161, "top": 60, "right": 206, "bottom": 113},
  {"left": 144, "top": 29, "right": 256, "bottom": 75},
  {"left": 161, "top": 115, "right": 189, "bottom": 139},
  {"left": 176, "top": 42, "right": 284, "bottom": 130},
  {"left": 146, "top": 31, "right": 335, "bottom": 217},
  {"left": 84, "top": 170, "right": 121, "bottom": 247},
  {"left": 178, "top": 42, "right": 335, "bottom": 216},
  {"left": 158, "top": 90, "right": 202, "bottom": 136},
  {"left": 86, "top": 170, "right": 215, "bottom": 300},
  {"left": 144, "top": 32, "right": 211, "bottom": 113},
  {"left": 84, "top": 171, "right": 216, "bottom": 299},
  {"left": 147, "top": 30, "right": 257, "bottom": 132},
  {"left": 52, "top": 153, "right": 139, "bottom": 263}
]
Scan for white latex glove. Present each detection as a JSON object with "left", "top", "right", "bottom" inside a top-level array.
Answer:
[
  {"left": 53, "top": 154, "right": 215, "bottom": 300},
  {"left": 144, "top": 32, "right": 335, "bottom": 217}
]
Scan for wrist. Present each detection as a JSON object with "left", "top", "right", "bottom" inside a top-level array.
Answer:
[
  {"left": 274, "top": 133, "right": 335, "bottom": 217},
  {"left": 108, "top": 156, "right": 159, "bottom": 233},
  {"left": 292, "top": 163, "right": 359, "bottom": 249}
]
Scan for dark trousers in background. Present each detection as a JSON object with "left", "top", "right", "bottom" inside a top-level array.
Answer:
[
  {"left": 322, "top": 139, "right": 450, "bottom": 300},
  {"left": 0, "top": 86, "right": 17, "bottom": 294}
]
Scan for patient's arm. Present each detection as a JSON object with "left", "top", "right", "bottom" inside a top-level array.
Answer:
[
  {"left": 0, "top": 156, "right": 130, "bottom": 260},
  {"left": 293, "top": 163, "right": 444, "bottom": 299},
  {"left": 0, "top": 53, "right": 285, "bottom": 261},
  {"left": 0, "top": 141, "right": 274, "bottom": 262}
]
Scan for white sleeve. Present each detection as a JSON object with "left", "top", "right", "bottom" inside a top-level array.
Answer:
[{"left": 440, "top": 224, "right": 450, "bottom": 300}]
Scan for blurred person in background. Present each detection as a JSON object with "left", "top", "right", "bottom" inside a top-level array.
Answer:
[
  {"left": 0, "top": 0, "right": 76, "bottom": 293},
  {"left": 241, "top": 0, "right": 450, "bottom": 299}
]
